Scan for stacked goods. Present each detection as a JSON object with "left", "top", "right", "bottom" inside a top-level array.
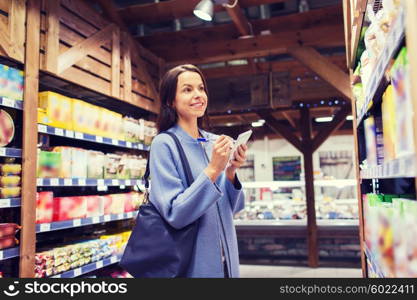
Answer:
[
  {"left": 381, "top": 85, "right": 396, "bottom": 161},
  {"left": 0, "top": 109, "right": 15, "bottom": 147},
  {"left": 36, "top": 192, "right": 53, "bottom": 224},
  {"left": 0, "top": 64, "right": 24, "bottom": 101},
  {"left": 363, "top": 116, "right": 384, "bottom": 166},
  {"left": 35, "top": 238, "right": 115, "bottom": 278},
  {"left": 0, "top": 161, "right": 21, "bottom": 198},
  {"left": 99, "top": 231, "right": 131, "bottom": 255},
  {"left": 0, "top": 223, "right": 20, "bottom": 250},
  {"left": 37, "top": 147, "right": 147, "bottom": 180},
  {"left": 38, "top": 91, "right": 157, "bottom": 143},
  {"left": 53, "top": 196, "right": 87, "bottom": 222}
]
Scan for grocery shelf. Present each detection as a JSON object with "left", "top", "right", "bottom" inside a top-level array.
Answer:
[
  {"left": 360, "top": 153, "right": 416, "bottom": 179},
  {"left": 37, "top": 124, "right": 150, "bottom": 151},
  {"left": 234, "top": 219, "right": 359, "bottom": 227},
  {"left": 0, "top": 147, "right": 22, "bottom": 158},
  {"left": 36, "top": 211, "right": 138, "bottom": 233},
  {"left": 0, "top": 96, "right": 23, "bottom": 110},
  {"left": 0, "top": 246, "right": 19, "bottom": 261},
  {"left": 37, "top": 178, "right": 144, "bottom": 187},
  {"left": 364, "top": 244, "right": 385, "bottom": 278},
  {"left": 356, "top": 9, "right": 405, "bottom": 126},
  {"left": 49, "top": 254, "right": 122, "bottom": 278},
  {"left": 0, "top": 197, "right": 21, "bottom": 208},
  {"left": 242, "top": 179, "right": 357, "bottom": 189}
]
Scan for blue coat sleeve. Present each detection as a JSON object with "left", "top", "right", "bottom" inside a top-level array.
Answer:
[
  {"left": 225, "top": 175, "right": 245, "bottom": 214},
  {"left": 149, "top": 135, "right": 223, "bottom": 229}
]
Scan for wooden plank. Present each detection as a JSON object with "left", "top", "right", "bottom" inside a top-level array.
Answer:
[
  {"left": 289, "top": 46, "right": 352, "bottom": 100},
  {"left": 0, "top": 0, "right": 10, "bottom": 13},
  {"left": 20, "top": 0, "right": 41, "bottom": 279},
  {"left": 300, "top": 108, "right": 318, "bottom": 268},
  {"left": 111, "top": 26, "right": 120, "bottom": 98},
  {"left": 257, "top": 110, "right": 303, "bottom": 152},
  {"left": 225, "top": 3, "right": 252, "bottom": 36},
  {"left": 311, "top": 105, "right": 350, "bottom": 152},
  {"left": 91, "top": 0, "right": 128, "bottom": 31},
  {"left": 350, "top": 1, "right": 367, "bottom": 67},
  {"left": 57, "top": 23, "right": 114, "bottom": 74},
  {"left": 123, "top": 32, "right": 132, "bottom": 102},
  {"left": 61, "top": 0, "right": 110, "bottom": 31},
  {"left": 45, "top": 0, "right": 60, "bottom": 73},
  {"left": 9, "top": 0, "right": 25, "bottom": 62},
  {"left": 343, "top": 0, "right": 352, "bottom": 68},
  {"left": 281, "top": 111, "right": 297, "bottom": 130},
  {"left": 0, "top": 18, "right": 12, "bottom": 58},
  {"left": 152, "top": 23, "right": 345, "bottom": 65}
]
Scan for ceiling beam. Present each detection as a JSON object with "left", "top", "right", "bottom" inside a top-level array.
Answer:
[
  {"left": 288, "top": 46, "right": 352, "bottom": 100},
  {"left": 90, "top": 0, "right": 128, "bottom": 31},
  {"left": 118, "top": 0, "right": 286, "bottom": 25},
  {"left": 154, "top": 23, "right": 345, "bottom": 65}
]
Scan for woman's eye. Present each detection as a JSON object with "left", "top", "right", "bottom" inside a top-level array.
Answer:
[
  {"left": 183, "top": 87, "right": 192, "bottom": 93},
  {"left": 199, "top": 86, "right": 205, "bottom": 91}
]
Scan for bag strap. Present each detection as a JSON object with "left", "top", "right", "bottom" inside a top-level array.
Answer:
[{"left": 143, "top": 132, "right": 194, "bottom": 189}]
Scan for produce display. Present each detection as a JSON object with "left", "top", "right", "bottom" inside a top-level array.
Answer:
[
  {"left": 0, "top": 64, "right": 24, "bottom": 101},
  {"left": 0, "top": 161, "right": 21, "bottom": 198}
]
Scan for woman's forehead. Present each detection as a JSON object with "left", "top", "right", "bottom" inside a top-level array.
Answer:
[{"left": 177, "top": 71, "right": 203, "bottom": 85}]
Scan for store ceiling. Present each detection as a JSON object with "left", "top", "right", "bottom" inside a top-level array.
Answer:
[{"left": 90, "top": 0, "right": 352, "bottom": 139}]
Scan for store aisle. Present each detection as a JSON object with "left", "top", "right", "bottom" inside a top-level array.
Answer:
[{"left": 240, "top": 265, "right": 362, "bottom": 278}]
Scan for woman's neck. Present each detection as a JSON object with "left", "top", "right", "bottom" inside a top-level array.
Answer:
[{"left": 177, "top": 118, "right": 199, "bottom": 139}]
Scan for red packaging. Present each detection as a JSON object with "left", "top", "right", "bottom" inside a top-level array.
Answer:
[
  {"left": 36, "top": 192, "right": 54, "bottom": 224},
  {"left": 53, "top": 196, "right": 87, "bottom": 221},
  {"left": 0, "top": 236, "right": 17, "bottom": 250},
  {"left": 102, "top": 195, "right": 112, "bottom": 215},
  {"left": 0, "top": 223, "right": 20, "bottom": 238},
  {"left": 86, "top": 195, "right": 104, "bottom": 217},
  {"left": 124, "top": 193, "right": 134, "bottom": 213}
]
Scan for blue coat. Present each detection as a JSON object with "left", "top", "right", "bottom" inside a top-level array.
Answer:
[{"left": 149, "top": 124, "right": 245, "bottom": 278}]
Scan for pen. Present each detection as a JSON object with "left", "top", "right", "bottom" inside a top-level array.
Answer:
[{"left": 197, "top": 137, "right": 236, "bottom": 143}]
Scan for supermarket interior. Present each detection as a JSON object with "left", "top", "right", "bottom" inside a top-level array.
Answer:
[{"left": 0, "top": 0, "right": 416, "bottom": 278}]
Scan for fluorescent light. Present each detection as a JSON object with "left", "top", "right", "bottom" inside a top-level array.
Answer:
[
  {"left": 193, "top": 0, "right": 214, "bottom": 21},
  {"left": 258, "top": 119, "right": 265, "bottom": 124},
  {"left": 315, "top": 117, "right": 333, "bottom": 123},
  {"left": 251, "top": 121, "right": 264, "bottom": 127},
  {"left": 346, "top": 115, "right": 353, "bottom": 121}
]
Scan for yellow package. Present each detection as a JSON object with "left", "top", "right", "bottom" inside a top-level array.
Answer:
[
  {"left": 38, "top": 91, "right": 73, "bottom": 130},
  {"left": 72, "top": 99, "right": 93, "bottom": 135},
  {"left": 99, "top": 108, "right": 112, "bottom": 139},
  {"left": 90, "top": 104, "right": 102, "bottom": 136},
  {"left": 108, "top": 111, "right": 123, "bottom": 140},
  {"left": 382, "top": 85, "right": 396, "bottom": 161}
]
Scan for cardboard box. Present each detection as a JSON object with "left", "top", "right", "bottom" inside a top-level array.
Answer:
[
  {"left": 102, "top": 195, "right": 113, "bottom": 215},
  {"left": 86, "top": 196, "right": 104, "bottom": 218},
  {"left": 71, "top": 148, "right": 87, "bottom": 178},
  {"left": 36, "top": 192, "right": 53, "bottom": 224},
  {"left": 53, "top": 196, "right": 87, "bottom": 221},
  {"left": 52, "top": 147, "right": 72, "bottom": 178},
  {"left": 38, "top": 91, "right": 73, "bottom": 130}
]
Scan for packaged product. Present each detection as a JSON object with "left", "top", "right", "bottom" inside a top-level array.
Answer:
[
  {"left": 123, "top": 117, "right": 140, "bottom": 143},
  {"left": 91, "top": 105, "right": 102, "bottom": 136},
  {"left": 99, "top": 108, "right": 111, "bottom": 138},
  {"left": 109, "top": 194, "right": 125, "bottom": 215},
  {"left": 118, "top": 154, "right": 130, "bottom": 179},
  {"left": 108, "top": 111, "right": 123, "bottom": 140},
  {"left": 36, "top": 192, "right": 54, "bottom": 224},
  {"left": 104, "top": 154, "right": 120, "bottom": 179},
  {"left": 138, "top": 118, "right": 145, "bottom": 143},
  {"left": 392, "top": 198, "right": 407, "bottom": 277},
  {"left": 38, "top": 91, "right": 73, "bottom": 130},
  {"left": 87, "top": 151, "right": 105, "bottom": 179},
  {"left": 0, "top": 187, "right": 21, "bottom": 198},
  {"left": 0, "top": 236, "right": 18, "bottom": 250},
  {"left": 0, "top": 64, "right": 9, "bottom": 97},
  {"left": 72, "top": 99, "right": 89, "bottom": 134},
  {"left": 71, "top": 148, "right": 87, "bottom": 178},
  {"left": 53, "top": 196, "right": 87, "bottom": 221},
  {"left": 0, "top": 109, "right": 15, "bottom": 147},
  {"left": 0, "top": 176, "right": 20, "bottom": 187},
  {"left": 403, "top": 199, "right": 417, "bottom": 277},
  {"left": 86, "top": 195, "right": 104, "bottom": 217},
  {"left": 37, "top": 150, "right": 61, "bottom": 178},
  {"left": 7, "top": 67, "right": 24, "bottom": 101},
  {"left": 0, "top": 223, "right": 20, "bottom": 238},
  {"left": 381, "top": 85, "right": 396, "bottom": 161},
  {"left": 0, "top": 164, "right": 21, "bottom": 175},
  {"left": 124, "top": 193, "right": 135, "bottom": 212},
  {"left": 52, "top": 147, "right": 72, "bottom": 178},
  {"left": 102, "top": 195, "right": 113, "bottom": 215},
  {"left": 377, "top": 201, "right": 395, "bottom": 277},
  {"left": 363, "top": 117, "right": 378, "bottom": 166}
]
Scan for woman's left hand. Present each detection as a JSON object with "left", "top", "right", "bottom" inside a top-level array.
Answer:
[{"left": 226, "top": 144, "right": 248, "bottom": 181}]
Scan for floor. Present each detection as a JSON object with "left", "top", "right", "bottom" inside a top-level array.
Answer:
[{"left": 240, "top": 265, "right": 362, "bottom": 278}]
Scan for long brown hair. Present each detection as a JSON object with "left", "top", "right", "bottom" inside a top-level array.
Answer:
[{"left": 157, "top": 64, "right": 210, "bottom": 133}]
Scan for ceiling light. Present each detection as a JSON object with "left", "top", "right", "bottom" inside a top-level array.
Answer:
[
  {"left": 252, "top": 121, "right": 264, "bottom": 127},
  {"left": 258, "top": 119, "right": 265, "bottom": 124},
  {"left": 193, "top": 0, "right": 214, "bottom": 21},
  {"left": 346, "top": 115, "right": 354, "bottom": 121},
  {"left": 315, "top": 116, "right": 333, "bottom": 123}
]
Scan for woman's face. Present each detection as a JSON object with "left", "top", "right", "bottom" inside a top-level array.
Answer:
[{"left": 173, "top": 71, "right": 207, "bottom": 122}]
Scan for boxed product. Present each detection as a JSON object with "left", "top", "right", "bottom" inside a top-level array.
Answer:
[
  {"left": 391, "top": 47, "right": 415, "bottom": 158},
  {"left": 123, "top": 117, "right": 140, "bottom": 143},
  {"left": 0, "top": 64, "right": 9, "bottom": 97},
  {"left": 99, "top": 108, "right": 111, "bottom": 138},
  {"left": 86, "top": 195, "right": 104, "bottom": 217},
  {"left": 37, "top": 150, "right": 61, "bottom": 178},
  {"left": 381, "top": 85, "right": 396, "bottom": 161},
  {"left": 0, "top": 164, "right": 21, "bottom": 175},
  {"left": 104, "top": 154, "right": 120, "bottom": 179},
  {"left": 109, "top": 194, "right": 125, "bottom": 215},
  {"left": 0, "top": 187, "right": 20, "bottom": 198},
  {"left": 53, "top": 196, "right": 87, "bottom": 221},
  {"left": 403, "top": 199, "right": 417, "bottom": 277},
  {"left": 108, "top": 110, "right": 123, "bottom": 140},
  {"left": 138, "top": 118, "right": 145, "bottom": 143},
  {"left": 102, "top": 195, "right": 113, "bottom": 215},
  {"left": 363, "top": 117, "right": 378, "bottom": 166},
  {"left": 0, "top": 223, "right": 20, "bottom": 238},
  {"left": 7, "top": 67, "right": 24, "bottom": 101},
  {"left": 377, "top": 200, "right": 395, "bottom": 277},
  {"left": 118, "top": 154, "right": 130, "bottom": 179},
  {"left": 72, "top": 99, "right": 89, "bottom": 134},
  {"left": 87, "top": 151, "right": 105, "bottom": 179},
  {"left": 0, "top": 176, "right": 20, "bottom": 187},
  {"left": 38, "top": 91, "right": 73, "bottom": 130},
  {"left": 124, "top": 193, "right": 135, "bottom": 213},
  {"left": 0, "top": 236, "right": 18, "bottom": 250},
  {"left": 36, "top": 192, "right": 54, "bottom": 224},
  {"left": 0, "top": 109, "right": 15, "bottom": 147},
  {"left": 71, "top": 148, "right": 87, "bottom": 178},
  {"left": 52, "top": 147, "right": 72, "bottom": 178},
  {"left": 392, "top": 198, "right": 407, "bottom": 277}
]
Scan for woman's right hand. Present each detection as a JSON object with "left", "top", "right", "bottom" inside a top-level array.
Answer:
[{"left": 204, "top": 135, "right": 233, "bottom": 182}]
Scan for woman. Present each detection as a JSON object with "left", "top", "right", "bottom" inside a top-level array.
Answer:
[{"left": 149, "top": 64, "right": 247, "bottom": 278}]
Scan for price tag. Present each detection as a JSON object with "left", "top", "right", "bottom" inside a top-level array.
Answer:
[
  {"left": 53, "top": 274, "right": 61, "bottom": 279},
  {"left": 75, "top": 132, "right": 83, "bottom": 139},
  {"left": 120, "top": 185, "right": 126, "bottom": 190},
  {"left": 78, "top": 179, "right": 86, "bottom": 186},
  {"left": 96, "top": 136, "right": 103, "bottom": 143},
  {"left": 96, "top": 261, "right": 104, "bottom": 269},
  {"left": 118, "top": 213, "right": 124, "bottom": 219},
  {"left": 97, "top": 185, "right": 108, "bottom": 192},
  {"left": 0, "top": 250, "right": 3, "bottom": 260},
  {"left": 97, "top": 179, "right": 105, "bottom": 186},
  {"left": 74, "top": 268, "right": 82, "bottom": 277},
  {"left": 110, "top": 256, "right": 117, "bottom": 264},
  {"left": 65, "top": 130, "right": 74, "bottom": 138},
  {"left": 104, "top": 215, "right": 111, "bottom": 222},
  {"left": 127, "top": 212, "right": 133, "bottom": 218},
  {"left": 112, "top": 179, "right": 119, "bottom": 186},
  {"left": 3, "top": 97, "right": 14, "bottom": 107},
  {"left": 92, "top": 216, "right": 100, "bottom": 224},
  {"left": 51, "top": 178, "right": 59, "bottom": 186},
  {"left": 112, "top": 139, "right": 118, "bottom": 146},
  {"left": 37, "top": 178, "right": 43, "bottom": 186},
  {"left": 138, "top": 144, "right": 144, "bottom": 150},
  {"left": 55, "top": 128, "right": 64, "bottom": 136},
  {"left": 0, "top": 199, "right": 11, "bottom": 208},
  {"left": 73, "top": 219, "right": 82, "bottom": 227},
  {"left": 125, "top": 180, "right": 131, "bottom": 186},
  {"left": 64, "top": 179, "right": 72, "bottom": 186},
  {"left": 0, "top": 148, "right": 6, "bottom": 156},
  {"left": 38, "top": 124, "right": 47, "bottom": 133},
  {"left": 126, "top": 142, "right": 132, "bottom": 148},
  {"left": 40, "top": 223, "right": 51, "bottom": 232}
]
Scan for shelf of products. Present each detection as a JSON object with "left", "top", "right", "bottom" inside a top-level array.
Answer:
[
  {"left": 365, "top": 244, "right": 385, "bottom": 278},
  {"left": 36, "top": 212, "right": 138, "bottom": 233},
  {"left": 360, "top": 153, "right": 415, "bottom": 179},
  {"left": 242, "top": 179, "right": 357, "bottom": 189},
  {"left": 0, "top": 96, "right": 23, "bottom": 111},
  {"left": 0, "top": 246, "right": 19, "bottom": 261},
  {"left": 38, "top": 124, "right": 150, "bottom": 151},
  {"left": 0, "top": 147, "right": 22, "bottom": 158},
  {"left": 0, "top": 197, "right": 21, "bottom": 208},
  {"left": 36, "top": 178, "right": 144, "bottom": 187},
  {"left": 50, "top": 254, "right": 121, "bottom": 278}
]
